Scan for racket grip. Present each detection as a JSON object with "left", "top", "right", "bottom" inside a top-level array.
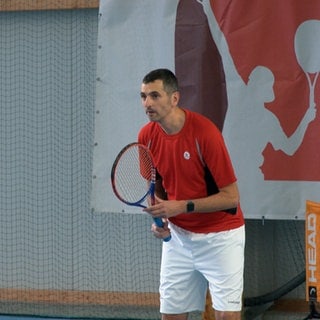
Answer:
[{"left": 153, "top": 217, "right": 171, "bottom": 242}]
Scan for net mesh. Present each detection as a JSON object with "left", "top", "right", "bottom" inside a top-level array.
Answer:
[
  {"left": 0, "top": 5, "right": 160, "bottom": 320},
  {"left": 0, "top": 2, "right": 306, "bottom": 320}
]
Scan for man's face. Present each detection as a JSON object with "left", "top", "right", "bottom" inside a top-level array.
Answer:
[{"left": 140, "top": 80, "right": 176, "bottom": 122}]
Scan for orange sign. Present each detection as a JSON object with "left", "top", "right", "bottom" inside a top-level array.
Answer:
[{"left": 306, "top": 200, "right": 320, "bottom": 302}]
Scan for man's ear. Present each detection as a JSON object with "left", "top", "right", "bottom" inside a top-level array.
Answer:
[{"left": 171, "top": 91, "right": 180, "bottom": 106}]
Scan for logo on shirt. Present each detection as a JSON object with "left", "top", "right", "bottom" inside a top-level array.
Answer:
[{"left": 183, "top": 151, "right": 190, "bottom": 160}]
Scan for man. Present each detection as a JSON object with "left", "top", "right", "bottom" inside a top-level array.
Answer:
[{"left": 138, "top": 68, "right": 245, "bottom": 320}]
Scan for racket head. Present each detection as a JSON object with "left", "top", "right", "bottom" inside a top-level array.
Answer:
[
  {"left": 294, "top": 20, "right": 320, "bottom": 73},
  {"left": 111, "top": 143, "right": 156, "bottom": 207}
]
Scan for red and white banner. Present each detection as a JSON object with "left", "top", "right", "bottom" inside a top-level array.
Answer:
[{"left": 91, "top": 0, "right": 320, "bottom": 219}]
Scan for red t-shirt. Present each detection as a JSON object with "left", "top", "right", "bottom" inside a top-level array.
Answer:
[{"left": 138, "top": 108, "right": 244, "bottom": 233}]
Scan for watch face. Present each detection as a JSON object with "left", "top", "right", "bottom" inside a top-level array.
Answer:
[{"left": 187, "top": 201, "right": 194, "bottom": 212}]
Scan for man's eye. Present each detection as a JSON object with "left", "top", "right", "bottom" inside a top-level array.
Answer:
[{"left": 150, "top": 93, "right": 159, "bottom": 99}]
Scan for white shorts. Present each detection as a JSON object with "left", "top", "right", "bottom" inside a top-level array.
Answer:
[{"left": 159, "top": 223, "right": 245, "bottom": 314}]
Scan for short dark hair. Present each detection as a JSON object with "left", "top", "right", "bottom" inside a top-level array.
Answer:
[{"left": 142, "top": 68, "right": 179, "bottom": 94}]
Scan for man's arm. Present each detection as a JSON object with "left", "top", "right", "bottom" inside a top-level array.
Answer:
[{"left": 144, "top": 182, "right": 239, "bottom": 219}]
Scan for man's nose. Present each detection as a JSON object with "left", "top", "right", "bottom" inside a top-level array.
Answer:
[{"left": 144, "top": 95, "right": 151, "bottom": 106}]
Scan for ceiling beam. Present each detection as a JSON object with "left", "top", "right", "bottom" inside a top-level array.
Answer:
[{"left": 0, "top": 0, "right": 99, "bottom": 12}]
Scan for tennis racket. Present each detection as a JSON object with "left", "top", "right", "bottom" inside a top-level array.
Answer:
[
  {"left": 294, "top": 20, "right": 320, "bottom": 109},
  {"left": 111, "top": 142, "right": 171, "bottom": 242}
]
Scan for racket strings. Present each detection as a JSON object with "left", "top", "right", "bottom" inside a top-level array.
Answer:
[{"left": 113, "top": 146, "right": 153, "bottom": 204}]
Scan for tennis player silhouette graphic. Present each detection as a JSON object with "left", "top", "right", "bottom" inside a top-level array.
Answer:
[{"left": 198, "top": 0, "right": 318, "bottom": 218}]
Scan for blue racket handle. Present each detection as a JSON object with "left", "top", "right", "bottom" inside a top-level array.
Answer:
[
  {"left": 150, "top": 181, "right": 171, "bottom": 242},
  {"left": 153, "top": 217, "right": 171, "bottom": 242}
]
